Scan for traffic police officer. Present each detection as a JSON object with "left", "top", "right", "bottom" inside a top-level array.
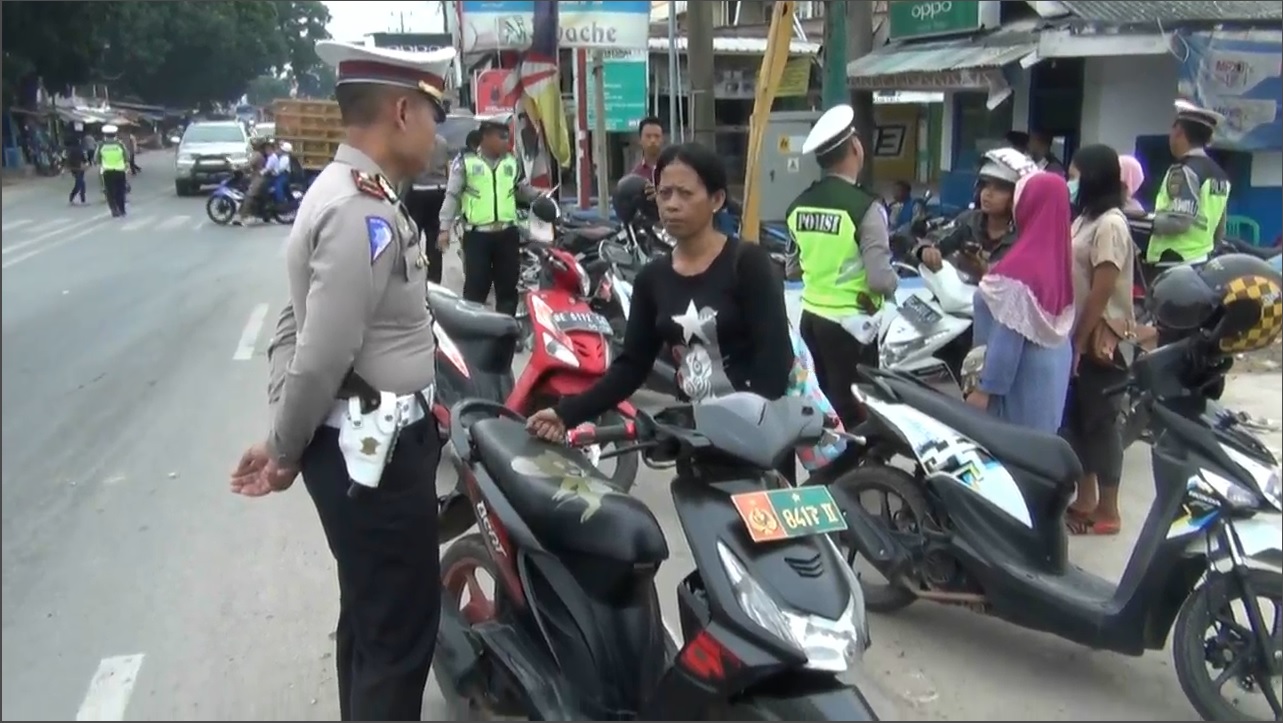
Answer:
[
  {"left": 787, "top": 104, "right": 898, "bottom": 428},
  {"left": 404, "top": 133, "right": 451, "bottom": 283},
  {"left": 438, "top": 117, "right": 539, "bottom": 315},
  {"left": 1147, "top": 100, "right": 1231, "bottom": 272},
  {"left": 96, "top": 124, "right": 129, "bottom": 217},
  {"left": 228, "top": 39, "right": 453, "bottom": 722}
]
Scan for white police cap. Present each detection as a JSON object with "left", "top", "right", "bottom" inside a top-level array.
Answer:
[
  {"left": 802, "top": 104, "right": 857, "bottom": 155},
  {"left": 1173, "top": 99, "right": 1224, "bottom": 131},
  {"left": 316, "top": 40, "right": 456, "bottom": 108}
]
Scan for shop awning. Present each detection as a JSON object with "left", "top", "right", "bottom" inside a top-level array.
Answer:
[{"left": 847, "top": 40, "right": 1036, "bottom": 91}]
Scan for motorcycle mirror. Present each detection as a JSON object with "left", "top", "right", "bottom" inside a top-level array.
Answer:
[{"left": 531, "top": 196, "right": 560, "bottom": 224}]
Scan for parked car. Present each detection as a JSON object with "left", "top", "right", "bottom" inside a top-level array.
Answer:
[{"left": 171, "top": 121, "right": 253, "bottom": 196}]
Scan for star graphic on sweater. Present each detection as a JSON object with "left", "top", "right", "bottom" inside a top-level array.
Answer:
[{"left": 672, "top": 300, "right": 717, "bottom": 345}]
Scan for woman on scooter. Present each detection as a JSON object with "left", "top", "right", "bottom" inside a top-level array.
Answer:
[
  {"left": 916, "top": 148, "right": 1034, "bottom": 277},
  {"left": 527, "top": 143, "right": 795, "bottom": 474},
  {"left": 965, "top": 171, "right": 1076, "bottom": 433},
  {"left": 1062, "top": 144, "right": 1137, "bottom": 536}
]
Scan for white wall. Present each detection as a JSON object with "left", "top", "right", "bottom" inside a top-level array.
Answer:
[{"left": 1079, "top": 55, "right": 1178, "bottom": 155}]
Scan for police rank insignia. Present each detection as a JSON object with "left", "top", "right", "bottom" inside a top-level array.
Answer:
[
  {"left": 352, "top": 169, "right": 395, "bottom": 203},
  {"left": 366, "top": 216, "right": 395, "bottom": 261}
]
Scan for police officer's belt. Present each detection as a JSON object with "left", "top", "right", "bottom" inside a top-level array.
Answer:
[
  {"left": 326, "top": 369, "right": 429, "bottom": 428},
  {"left": 412, "top": 183, "right": 446, "bottom": 192},
  {"left": 466, "top": 222, "right": 514, "bottom": 232}
]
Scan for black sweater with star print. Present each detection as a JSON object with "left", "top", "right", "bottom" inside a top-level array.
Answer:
[{"left": 555, "top": 237, "right": 794, "bottom": 427}]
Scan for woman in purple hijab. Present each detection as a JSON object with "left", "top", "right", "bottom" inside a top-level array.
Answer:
[{"left": 967, "top": 171, "right": 1076, "bottom": 432}]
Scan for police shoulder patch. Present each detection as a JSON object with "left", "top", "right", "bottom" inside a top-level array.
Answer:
[
  {"left": 352, "top": 169, "right": 389, "bottom": 201},
  {"left": 366, "top": 215, "right": 395, "bottom": 262}
]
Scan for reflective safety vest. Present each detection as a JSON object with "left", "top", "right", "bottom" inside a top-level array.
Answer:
[
  {"left": 786, "top": 177, "right": 880, "bottom": 320},
  {"left": 1148, "top": 153, "right": 1230, "bottom": 263},
  {"left": 99, "top": 141, "right": 127, "bottom": 171},
  {"left": 461, "top": 153, "right": 519, "bottom": 226}
]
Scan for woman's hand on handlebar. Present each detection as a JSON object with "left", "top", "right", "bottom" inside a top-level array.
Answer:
[{"left": 527, "top": 408, "right": 566, "bottom": 442}]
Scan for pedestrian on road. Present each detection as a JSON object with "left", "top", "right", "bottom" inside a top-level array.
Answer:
[
  {"left": 227, "top": 39, "right": 454, "bottom": 722},
  {"left": 65, "top": 137, "right": 87, "bottom": 205},
  {"left": 786, "top": 104, "right": 898, "bottom": 428},
  {"left": 94, "top": 124, "right": 129, "bottom": 217},
  {"left": 438, "top": 117, "right": 539, "bottom": 315},
  {"left": 1063, "top": 145, "right": 1137, "bottom": 536},
  {"left": 404, "top": 133, "right": 450, "bottom": 284},
  {"left": 966, "top": 172, "right": 1075, "bottom": 433}
]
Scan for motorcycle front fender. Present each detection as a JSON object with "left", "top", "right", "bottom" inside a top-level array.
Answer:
[
  {"left": 727, "top": 667, "right": 899, "bottom": 721},
  {"left": 1190, "top": 512, "right": 1283, "bottom": 568}
]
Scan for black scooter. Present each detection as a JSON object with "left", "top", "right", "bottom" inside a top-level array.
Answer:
[
  {"left": 434, "top": 393, "right": 895, "bottom": 720},
  {"left": 837, "top": 332, "right": 1283, "bottom": 721}
]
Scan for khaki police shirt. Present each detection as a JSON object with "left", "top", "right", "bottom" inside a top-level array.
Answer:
[
  {"left": 437, "top": 151, "right": 540, "bottom": 229},
  {"left": 265, "top": 144, "right": 435, "bottom": 465}
]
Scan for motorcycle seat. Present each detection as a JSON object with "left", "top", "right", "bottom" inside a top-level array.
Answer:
[
  {"left": 567, "top": 225, "right": 616, "bottom": 242},
  {"left": 881, "top": 375, "right": 1082, "bottom": 485},
  {"left": 428, "top": 289, "right": 521, "bottom": 340},
  {"left": 469, "top": 418, "right": 669, "bottom": 565}
]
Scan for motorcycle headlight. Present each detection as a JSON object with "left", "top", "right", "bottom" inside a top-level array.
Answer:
[
  {"left": 540, "top": 331, "right": 580, "bottom": 368},
  {"left": 716, "top": 541, "right": 863, "bottom": 673},
  {"left": 1220, "top": 443, "right": 1282, "bottom": 511}
]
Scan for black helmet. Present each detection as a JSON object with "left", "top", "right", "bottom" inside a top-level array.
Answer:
[
  {"left": 612, "top": 174, "right": 656, "bottom": 223},
  {"left": 1149, "top": 254, "right": 1283, "bottom": 354}
]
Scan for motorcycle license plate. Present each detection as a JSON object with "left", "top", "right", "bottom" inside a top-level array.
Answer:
[
  {"left": 552, "top": 311, "right": 613, "bottom": 336},
  {"left": 900, "top": 295, "right": 942, "bottom": 329},
  {"left": 731, "top": 486, "right": 848, "bottom": 544}
]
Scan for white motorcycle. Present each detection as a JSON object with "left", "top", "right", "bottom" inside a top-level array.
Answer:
[{"left": 876, "top": 261, "right": 977, "bottom": 388}]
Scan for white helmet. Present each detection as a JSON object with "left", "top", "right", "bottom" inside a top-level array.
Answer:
[
  {"left": 978, "top": 147, "right": 1036, "bottom": 185},
  {"left": 278, "top": 141, "right": 292, "bottom": 153},
  {"left": 102, "top": 124, "right": 119, "bottom": 135}
]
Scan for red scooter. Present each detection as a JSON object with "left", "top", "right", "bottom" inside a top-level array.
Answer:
[{"left": 427, "top": 197, "right": 639, "bottom": 489}]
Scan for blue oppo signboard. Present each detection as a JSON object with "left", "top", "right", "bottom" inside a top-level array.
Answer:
[{"left": 458, "top": 1, "right": 651, "bottom": 52}]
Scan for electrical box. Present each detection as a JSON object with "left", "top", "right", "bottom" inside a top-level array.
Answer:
[{"left": 755, "top": 110, "right": 824, "bottom": 223}]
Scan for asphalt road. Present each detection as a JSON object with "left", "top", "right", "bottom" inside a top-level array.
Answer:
[{"left": 2, "top": 157, "right": 1280, "bottom": 720}]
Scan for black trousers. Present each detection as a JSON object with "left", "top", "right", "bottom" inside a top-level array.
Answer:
[
  {"left": 799, "top": 310, "right": 876, "bottom": 428},
  {"left": 462, "top": 226, "right": 521, "bottom": 315},
  {"left": 300, "top": 419, "right": 442, "bottom": 721},
  {"left": 1061, "top": 358, "right": 1127, "bottom": 488},
  {"left": 102, "top": 169, "right": 128, "bottom": 216},
  {"left": 404, "top": 189, "right": 445, "bottom": 284}
]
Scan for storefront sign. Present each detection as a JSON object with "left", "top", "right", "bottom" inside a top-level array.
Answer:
[
  {"left": 887, "top": 1, "right": 999, "bottom": 42},
  {"left": 577, "top": 50, "right": 649, "bottom": 133},
  {"left": 473, "top": 69, "right": 518, "bottom": 115},
  {"left": 368, "top": 32, "right": 453, "bottom": 53},
  {"left": 458, "top": 1, "right": 650, "bottom": 52},
  {"left": 1177, "top": 28, "right": 1282, "bottom": 151}
]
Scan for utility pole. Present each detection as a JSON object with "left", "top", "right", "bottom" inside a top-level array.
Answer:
[
  {"left": 666, "top": 0, "right": 681, "bottom": 141},
  {"left": 686, "top": 1, "right": 717, "bottom": 147},
  {"left": 821, "top": 1, "right": 848, "bottom": 108},
  {"left": 848, "top": 0, "right": 877, "bottom": 180}
]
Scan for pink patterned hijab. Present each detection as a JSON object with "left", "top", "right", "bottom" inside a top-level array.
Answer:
[
  {"left": 1119, "top": 155, "right": 1145, "bottom": 198},
  {"left": 978, "top": 171, "right": 1075, "bottom": 347}
]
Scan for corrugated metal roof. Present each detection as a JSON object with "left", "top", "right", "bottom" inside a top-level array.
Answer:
[
  {"left": 848, "top": 42, "right": 1036, "bottom": 77},
  {"left": 647, "top": 36, "right": 822, "bottom": 55},
  {"left": 1059, "top": 1, "right": 1282, "bottom": 24}
]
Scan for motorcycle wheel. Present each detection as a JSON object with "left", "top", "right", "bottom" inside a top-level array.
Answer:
[
  {"left": 439, "top": 533, "right": 522, "bottom": 720},
  {"left": 205, "top": 195, "right": 237, "bottom": 226},
  {"left": 828, "top": 465, "right": 925, "bottom": 613},
  {"left": 1173, "top": 567, "right": 1283, "bottom": 721},
  {"left": 273, "top": 205, "right": 298, "bottom": 225}
]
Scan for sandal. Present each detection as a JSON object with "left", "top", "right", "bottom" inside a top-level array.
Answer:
[{"left": 1065, "top": 510, "right": 1121, "bottom": 536}]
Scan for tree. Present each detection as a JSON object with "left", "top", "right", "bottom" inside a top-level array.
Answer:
[
  {"left": 276, "top": 1, "right": 332, "bottom": 85},
  {"left": 297, "top": 63, "right": 338, "bottom": 100},
  {"left": 246, "top": 75, "right": 294, "bottom": 106},
  {"left": 1, "top": 1, "right": 123, "bottom": 105}
]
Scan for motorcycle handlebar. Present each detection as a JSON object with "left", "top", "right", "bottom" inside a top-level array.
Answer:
[{"left": 566, "top": 420, "right": 638, "bottom": 447}]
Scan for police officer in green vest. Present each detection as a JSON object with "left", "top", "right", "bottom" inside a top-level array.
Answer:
[
  {"left": 438, "top": 117, "right": 538, "bottom": 315},
  {"left": 786, "top": 104, "right": 898, "bottom": 428},
  {"left": 1147, "top": 100, "right": 1231, "bottom": 272},
  {"left": 95, "top": 124, "right": 130, "bottom": 217}
]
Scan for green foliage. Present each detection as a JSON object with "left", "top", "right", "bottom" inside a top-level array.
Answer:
[
  {"left": 1, "top": 0, "right": 333, "bottom": 108},
  {"left": 246, "top": 75, "right": 293, "bottom": 107}
]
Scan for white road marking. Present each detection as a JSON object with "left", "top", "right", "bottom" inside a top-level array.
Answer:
[
  {"left": 2, "top": 225, "right": 99, "bottom": 269},
  {"left": 155, "top": 215, "right": 191, "bottom": 232},
  {"left": 121, "top": 215, "right": 155, "bottom": 232},
  {"left": 75, "top": 653, "right": 144, "bottom": 721},
  {"left": 2, "top": 218, "right": 33, "bottom": 232},
  {"left": 1, "top": 218, "right": 83, "bottom": 255},
  {"left": 233, "top": 303, "right": 270, "bottom": 360}
]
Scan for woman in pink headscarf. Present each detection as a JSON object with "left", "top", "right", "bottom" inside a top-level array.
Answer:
[
  {"left": 966, "top": 172, "right": 1076, "bottom": 432},
  {"left": 1119, "top": 154, "right": 1146, "bottom": 215}
]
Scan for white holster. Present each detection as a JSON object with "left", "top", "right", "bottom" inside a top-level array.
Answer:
[{"left": 337, "top": 392, "right": 403, "bottom": 491}]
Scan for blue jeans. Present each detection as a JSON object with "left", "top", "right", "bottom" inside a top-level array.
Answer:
[{"left": 69, "top": 170, "right": 86, "bottom": 203}]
